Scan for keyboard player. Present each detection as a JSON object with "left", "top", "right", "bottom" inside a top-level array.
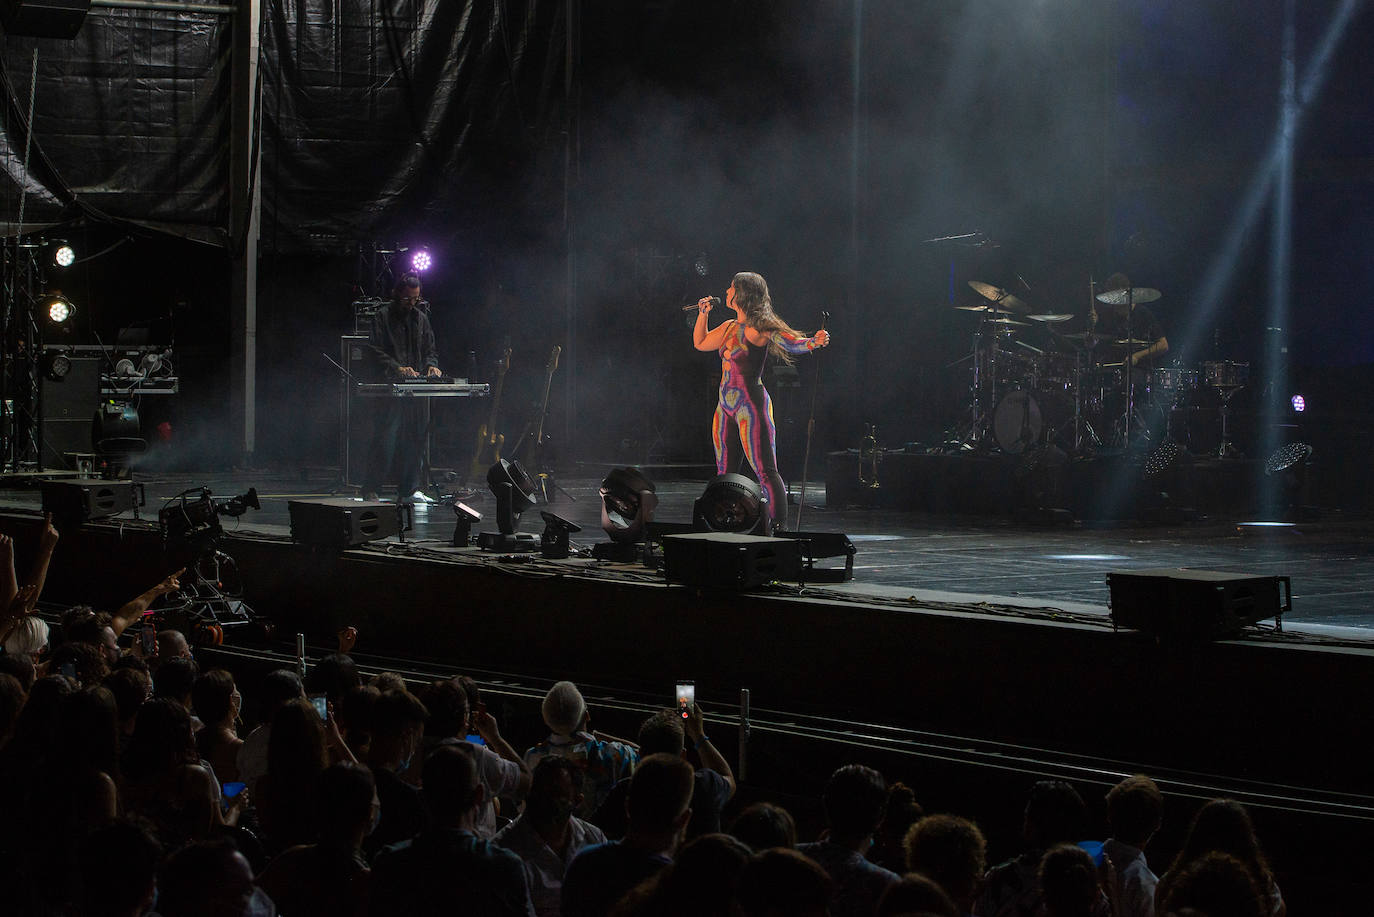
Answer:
[{"left": 360, "top": 272, "right": 444, "bottom": 503}]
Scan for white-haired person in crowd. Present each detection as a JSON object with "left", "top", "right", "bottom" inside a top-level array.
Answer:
[
  {"left": 524, "top": 680, "right": 639, "bottom": 820},
  {"left": 3, "top": 614, "right": 49, "bottom": 664}
]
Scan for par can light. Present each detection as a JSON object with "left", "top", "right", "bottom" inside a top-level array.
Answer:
[{"left": 44, "top": 294, "right": 75, "bottom": 324}]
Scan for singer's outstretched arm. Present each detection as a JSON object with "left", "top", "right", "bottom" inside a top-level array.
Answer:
[{"left": 742, "top": 326, "right": 830, "bottom": 353}]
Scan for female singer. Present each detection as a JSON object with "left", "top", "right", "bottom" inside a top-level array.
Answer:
[{"left": 693, "top": 272, "right": 830, "bottom": 527}]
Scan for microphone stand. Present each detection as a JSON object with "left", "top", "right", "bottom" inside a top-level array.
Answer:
[
  {"left": 793, "top": 311, "right": 830, "bottom": 531},
  {"left": 324, "top": 351, "right": 361, "bottom": 495}
]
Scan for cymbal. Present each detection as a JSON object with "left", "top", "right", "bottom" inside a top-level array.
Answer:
[
  {"left": 986, "top": 317, "right": 1029, "bottom": 327},
  {"left": 1027, "top": 313, "right": 1074, "bottom": 323},
  {"left": 1056, "top": 331, "right": 1096, "bottom": 341},
  {"left": 1095, "top": 286, "right": 1161, "bottom": 305},
  {"left": 1114, "top": 338, "right": 1151, "bottom": 346},
  {"left": 955, "top": 303, "right": 1012, "bottom": 314},
  {"left": 967, "top": 280, "right": 1027, "bottom": 312}
]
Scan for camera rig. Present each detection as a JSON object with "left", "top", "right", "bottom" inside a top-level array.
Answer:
[{"left": 154, "top": 486, "right": 271, "bottom": 645}]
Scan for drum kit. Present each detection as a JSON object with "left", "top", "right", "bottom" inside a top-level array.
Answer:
[{"left": 952, "top": 279, "right": 1249, "bottom": 458}]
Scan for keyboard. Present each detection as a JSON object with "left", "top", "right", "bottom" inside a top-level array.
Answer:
[{"left": 356, "top": 381, "right": 490, "bottom": 398}]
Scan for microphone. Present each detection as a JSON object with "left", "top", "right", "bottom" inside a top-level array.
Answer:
[{"left": 682, "top": 296, "right": 721, "bottom": 312}]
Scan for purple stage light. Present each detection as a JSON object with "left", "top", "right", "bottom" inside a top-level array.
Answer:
[
  {"left": 410, "top": 249, "right": 433, "bottom": 273},
  {"left": 1291, "top": 394, "right": 1305, "bottom": 413}
]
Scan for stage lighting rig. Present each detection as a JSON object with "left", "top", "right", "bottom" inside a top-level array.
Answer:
[
  {"left": 40, "top": 348, "right": 72, "bottom": 381},
  {"left": 1265, "top": 442, "right": 1312, "bottom": 476},
  {"left": 693, "top": 473, "right": 768, "bottom": 535},
  {"left": 452, "top": 501, "right": 481, "bottom": 547},
  {"left": 93, "top": 402, "right": 147, "bottom": 474},
  {"left": 477, "top": 459, "right": 540, "bottom": 551},
  {"left": 540, "top": 511, "right": 581, "bottom": 559},
  {"left": 51, "top": 241, "right": 76, "bottom": 268},
  {"left": 410, "top": 248, "right": 434, "bottom": 273},
  {"left": 592, "top": 466, "right": 659, "bottom": 562},
  {"left": 43, "top": 293, "right": 75, "bottom": 326}
]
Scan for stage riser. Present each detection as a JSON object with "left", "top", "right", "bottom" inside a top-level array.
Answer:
[
  {"left": 827, "top": 451, "right": 1300, "bottom": 520},
  {"left": 7, "top": 513, "right": 1372, "bottom": 795}
]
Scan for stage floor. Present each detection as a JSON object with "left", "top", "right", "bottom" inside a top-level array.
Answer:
[{"left": 4, "top": 467, "right": 1373, "bottom": 633}]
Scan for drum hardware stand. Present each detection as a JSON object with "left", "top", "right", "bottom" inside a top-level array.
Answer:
[
  {"left": 1121, "top": 289, "right": 1138, "bottom": 449},
  {"left": 1065, "top": 349, "right": 1099, "bottom": 455},
  {"left": 1215, "top": 385, "right": 1245, "bottom": 459},
  {"left": 1105, "top": 364, "right": 1157, "bottom": 451},
  {"left": 1092, "top": 282, "right": 1166, "bottom": 453},
  {"left": 859, "top": 423, "right": 881, "bottom": 488},
  {"left": 946, "top": 328, "right": 991, "bottom": 451},
  {"left": 952, "top": 314, "right": 1015, "bottom": 452}
]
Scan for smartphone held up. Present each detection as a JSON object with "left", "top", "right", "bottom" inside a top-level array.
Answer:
[{"left": 676, "top": 681, "right": 695, "bottom": 719}]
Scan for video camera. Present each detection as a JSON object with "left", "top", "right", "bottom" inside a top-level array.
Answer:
[{"left": 159, "top": 486, "right": 260, "bottom": 554}]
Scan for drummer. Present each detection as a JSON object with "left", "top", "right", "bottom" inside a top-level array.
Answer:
[{"left": 1089, "top": 272, "right": 1168, "bottom": 368}]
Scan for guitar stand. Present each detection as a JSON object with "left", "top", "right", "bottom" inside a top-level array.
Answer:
[{"left": 533, "top": 472, "right": 577, "bottom": 504}]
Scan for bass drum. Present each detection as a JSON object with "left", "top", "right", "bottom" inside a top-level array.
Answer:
[{"left": 993, "top": 388, "right": 1071, "bottom": 454}]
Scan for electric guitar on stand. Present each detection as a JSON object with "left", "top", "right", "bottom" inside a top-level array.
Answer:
[
  {"left": 468, "top": 343, "right": 512, "bottom": 483},
  {"left": 510, "top": 345, "right": 569, "bottom": 502}
]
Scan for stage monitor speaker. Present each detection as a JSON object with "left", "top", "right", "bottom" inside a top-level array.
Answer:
[
  {"left": 288, "top": 498, "right": 402, "bottom": 548},
  {"left": 40, "top": 478, "right": 138, "bottom": 523},
  {"left": 773, "top": 529, "right": 856, "bottom": 582},
  {"left": 0, "top": 0, "right": 91, "bottom": 38},
  {"left": 662, "top": 532, "right": 804, "bottom": 589},
  {"left": 1107, "top": 568, "right": 1291, "bottom": 641},
  {"left": 39, "top": 354, "right": 100, "bottom": 470}
]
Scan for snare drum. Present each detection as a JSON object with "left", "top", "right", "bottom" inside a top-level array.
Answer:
[{"left": 1203, "top": 360, "right": 1249, "bottom": 388}]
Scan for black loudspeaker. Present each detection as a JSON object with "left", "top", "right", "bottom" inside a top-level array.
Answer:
[
  {"left": 39, "top": 355, "right": 100, "bottom": 470},
  {"left": 662, "top": 532, "right": 804, "bottom": 589},
  {"left": 288, "top": 498, "right": 402, "bottom": 548},
  {"left": 0, "top": 0, "right": 91, "bottom": 38},
  {"left": 1107, "top": 568, "right": 1292, "bottom": 641},
  {"left": 40, "top": 479, "right": 139, "bottom": 522},
  {"left": 773, "top": 530, "right": 857, "bottom": 582}
]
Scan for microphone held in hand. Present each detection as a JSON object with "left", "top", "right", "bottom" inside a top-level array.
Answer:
[{"left": 682, "top": 296, "right": 722, "bottom": 312}]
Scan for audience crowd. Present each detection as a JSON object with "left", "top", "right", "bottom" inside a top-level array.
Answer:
[{"left": 0, "top": 519, "right": 1292, "bottom": 916}]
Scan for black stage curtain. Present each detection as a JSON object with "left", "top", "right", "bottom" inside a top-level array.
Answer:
[
  {"left": 261, "top": 0, "right": 569, "bottom": 252},
  {"left": 1, "top": 1, "right": 569, "bottom": 248},
  {"left": 2, "top": 9, "right": 233, "bottom": 241}
]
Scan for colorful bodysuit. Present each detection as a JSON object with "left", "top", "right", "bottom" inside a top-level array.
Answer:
[{"left": 713, "top": 321, "right": 818, "bottom": 524}]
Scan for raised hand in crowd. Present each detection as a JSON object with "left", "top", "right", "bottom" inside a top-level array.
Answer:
[
  {"left": 110, "top": 567, "right": 185, "bottom": 636},
  {"left": 1, "top": 532, "right": 16, "bottom": 609},
  {"left": 324, "top": 698, "right": 360, "bottom": 764},
  {"left": 471, "top": 704, "right": 530, "bottom": 789},
  {"left": 682, "top": 702, "right": 737, "bottom": 797},
  {"left": 24, "top": 513, "right": 60, "bottom": 614}
]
